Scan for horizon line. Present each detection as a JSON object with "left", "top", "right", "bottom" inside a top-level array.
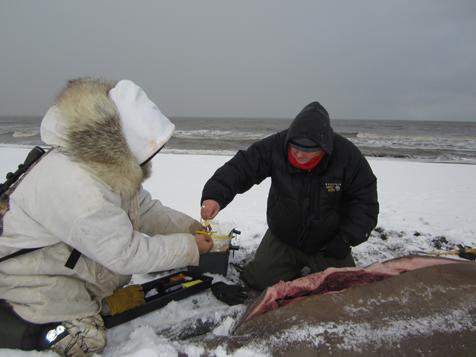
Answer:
[{"left": 0, "top": 115, "right": 475, "bottom": 123}]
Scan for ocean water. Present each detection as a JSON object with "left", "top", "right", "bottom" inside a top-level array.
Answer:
[{"left": 1, "top": 116, "right": 476, "bottom": 164}]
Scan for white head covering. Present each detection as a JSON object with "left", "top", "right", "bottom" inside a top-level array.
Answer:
[
  {"left": 109, "top": 80, "right": 175, "bottom": 165},
  {"left": 40, "top": 106, "right": 69, "bottom": 147}
]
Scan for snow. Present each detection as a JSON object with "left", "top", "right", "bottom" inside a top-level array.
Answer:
[{"left": 1, "top": 147, "right": 475, "bottom": 356}]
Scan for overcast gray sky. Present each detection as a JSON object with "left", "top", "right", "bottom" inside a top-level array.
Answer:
[{"left": 1, "top": 0, "right": 475, "bottom": 121}]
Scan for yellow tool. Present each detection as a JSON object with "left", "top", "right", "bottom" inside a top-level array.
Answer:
[
  {"left": 194, "top": 230, "right": 232, "bottom": 240},
  {"left": 196, "top": 219, "right": 233, "bottom": 240}
]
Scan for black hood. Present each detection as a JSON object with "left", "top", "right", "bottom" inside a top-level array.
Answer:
[{"left": 285, "top": 101, "right": 334, "bottom": 155}]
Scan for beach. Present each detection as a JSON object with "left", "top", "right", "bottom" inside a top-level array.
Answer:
[
  {"left": 2, "top": 0, "right": 476, "bottom": 354},
  {"left": 1, "top": 147, "right": 475, "bottom": 356}
]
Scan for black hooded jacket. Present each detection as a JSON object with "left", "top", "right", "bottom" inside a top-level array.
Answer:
[{"left": 201, "top": 102, "right": 379, "bottom": 253}]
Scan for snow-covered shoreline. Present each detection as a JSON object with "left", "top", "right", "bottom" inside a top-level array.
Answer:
[{"left": 1, "top": 147, "right": 475, "bottom": 356}]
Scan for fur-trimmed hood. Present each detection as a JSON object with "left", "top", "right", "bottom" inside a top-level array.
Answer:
[
  {"left": 41, "top": 78, "right": 160, "bottom": 199},
  {"left": 1, "top": 80, "right": 200, "bottom": 324}
]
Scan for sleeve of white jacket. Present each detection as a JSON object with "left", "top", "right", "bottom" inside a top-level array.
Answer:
[
  {"left": 137, "top": 188, "right": 198, "bottom": 236},
  {"left": 66, "top": 202, "right": 200, "bottom": 275},
  {"left": 18, "top": 153, "right": 200, "bottom": 275}
]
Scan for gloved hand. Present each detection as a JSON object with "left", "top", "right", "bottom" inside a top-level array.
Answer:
[
  {"left": 211, "top": 282, "right": 248, "bottom": 306},
  {"left": 105, "top": 285, "right": 145, "bottom": 316},
  {"left": 324, "top": 236, "right": 351, "bottom": 259}
]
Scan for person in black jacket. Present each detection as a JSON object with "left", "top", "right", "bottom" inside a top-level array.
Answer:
[{"left": 201, "top": 102, "right": 379, "bottom": 291}]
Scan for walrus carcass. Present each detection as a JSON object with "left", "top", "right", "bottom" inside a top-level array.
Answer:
[{"left": 206, "top": 256, "right": 476, "bottom": 356}]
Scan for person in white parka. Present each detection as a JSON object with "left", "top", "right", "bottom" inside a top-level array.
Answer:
[{"left": 0, "top": 78, "right": 212, "bottom": 356}]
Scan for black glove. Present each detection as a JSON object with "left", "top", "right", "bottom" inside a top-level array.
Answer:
[
  {"left": 211, "top": 282, "right": 248, "bottom": 306},
  {"left": 324, "top": 237, "right": 351, "bottom": 259}
]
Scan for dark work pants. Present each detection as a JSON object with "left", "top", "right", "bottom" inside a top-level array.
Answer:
[
  {"left": 241, "top": 229, "right": 355, "bottom": 291},
  {"left": 0, "top": 301, "right": 105, "bottom": 355},
  {"left": 0, "top": 300, "right": 62, "bottom": 351}
]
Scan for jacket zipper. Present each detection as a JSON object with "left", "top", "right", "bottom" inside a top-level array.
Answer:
[
  {"left": 298, "top": 171, "right": 321, "bottom": 247},
  {"left": 298, "top": 171, "right": 317, "bottom": 247}
]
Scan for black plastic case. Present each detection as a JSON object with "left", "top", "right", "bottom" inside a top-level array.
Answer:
[{"left": 102, "top": 271, "right": 212, "bottom": 328}]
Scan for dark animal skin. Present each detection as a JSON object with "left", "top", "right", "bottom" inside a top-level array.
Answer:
[{"left": 203, "top": 256, "right": 476, "bottom": 356}]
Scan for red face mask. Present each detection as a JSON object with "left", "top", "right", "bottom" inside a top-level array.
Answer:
[{"left": 287, "top": 145, "right": 325, "bottom": 171}]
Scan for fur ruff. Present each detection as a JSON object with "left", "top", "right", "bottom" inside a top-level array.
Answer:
[{"left": 55, "top": 78, "right": 144, "bottom": 199}]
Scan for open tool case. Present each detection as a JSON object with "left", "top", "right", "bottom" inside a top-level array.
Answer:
[{"left": 102, "top": 271, "right": 212, "bottom": 328}]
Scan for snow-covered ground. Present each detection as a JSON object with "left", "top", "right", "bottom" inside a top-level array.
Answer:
[{"left": 1, "top": 148, "right": 475, "bottom": 356}]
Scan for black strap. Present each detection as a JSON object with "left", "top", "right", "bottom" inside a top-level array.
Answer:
[
  {"left": 0, "top": 248, "right": 41, "bottom": 264},
  {"left": 0, "top": 146, "right": 82, "bottom": 270},
  {"left": 64, "top": 249, "right": 81, "bottom": 269},
  {"left": 0, "top": 248, "right": 81, "bottom": 270}
]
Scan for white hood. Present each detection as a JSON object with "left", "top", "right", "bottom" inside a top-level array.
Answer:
[
  {"left": 38, "top": 78, "right": 177, "bottom": 199},
  {"left": 40, "top": 105, "right": 69, "bottom": 147},
  {"left": 109, "top": 80, "right": 175, "bottom": 165},
  {"left": 40, "top": 79, "right": 175, "bottom": 166}
]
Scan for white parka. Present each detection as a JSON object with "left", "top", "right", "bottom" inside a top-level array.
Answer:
[{"left": 0, "top": 79, "right": 200, "bottom": 323}]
